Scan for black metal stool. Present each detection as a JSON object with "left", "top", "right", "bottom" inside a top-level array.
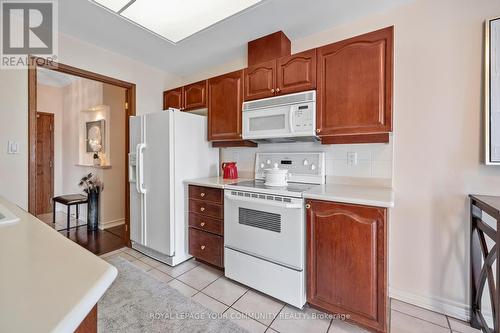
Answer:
[{"left": 52, "top": 194, "right": 88, "bottom": 230}]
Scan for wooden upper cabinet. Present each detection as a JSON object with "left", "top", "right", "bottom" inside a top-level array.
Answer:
[
  {"left": 306, "top": 200, "right": 388, "bottom": 333},
  {"left": 244, "top": 59, "right": 276, "bottom": 101},
  {"left": 163, "top": 87, "right": 183, "bottom": 110},
  {"left": 208, "top": 70, "right": 244, "bottom": 141},
  {"left": 317, "top": 26, "right": 393, "bottom": 141},
  {"left": 277, "top": 49, "right": 317, "bottom": 95},
  {"left": 183, "top": 80, "right": 208, "bottom": 111}
]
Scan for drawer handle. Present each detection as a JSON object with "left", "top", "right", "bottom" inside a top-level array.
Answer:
[
  {"left": 305, "top": 204, "right": 311, "bottom": 209},
  {"left": 201, "top": 245, "right": 206, "bottom": 250},
  {"left": 200, "top": 192, "right": 205, "bottom": 197},
  {"left": 200, "top": 222, "right": 205, "bottom": 227},
  {"left": 200, "top": 207, "right": 205, "bottom": 212}
]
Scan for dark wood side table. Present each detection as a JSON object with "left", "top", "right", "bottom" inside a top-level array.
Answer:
[{"left": 469, "top": 195, "right": 500, "bottom": 333}]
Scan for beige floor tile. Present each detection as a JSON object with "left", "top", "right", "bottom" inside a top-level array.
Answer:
[
  {"left": 177, "top": 265, "right": 223, "bottom": 290},
  {"left": 390, "top": 310, "right": 450, "bottom": 333},
  {"left": 167, "top": 279, "right": 198, "bottom": 297},
  {"left": 329, "top": 320, "right": 369, "bottom": 332},
  {"left": 448, "top": 317, "right": 481, "bottom": 333},
  {"left": 148, "top": 268, "right": 173, "bottom": 283},
  {"left": 122, "top": 247, "right": 146, "bottom": 259},
  {"left": 271, "top": 305, "right": 332, "bottom": 333},
  {"left": 232, "top": 290, "right": 284, "bottom": 326},
  {"left": 192, "top": 292, "right": 228, "bottom": 313},
  {"left": 116, "top": 252, "right": 137, "bottom": 262},
  {"left": 202, "top": 277, "right": 248, "bottom": 306},
  {"left": 156, "top": 259, "right": 198, "bottom": 277},
  {"left": 224, "top": 308, "right": 267, "bottom": 333},
  {"left": 391, "top": 300, "right": 449, "bottom": 328},
  {"left": 139, "top": 256, "right": 163, "bottom": 267},
  {"left": 130, "top": 259, "right": 153, "bottom": 272}
]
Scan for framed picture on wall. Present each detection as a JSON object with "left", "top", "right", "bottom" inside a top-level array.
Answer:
[
  {"left": 485, "top": 17, "right": 500, "bottom": 165},
  {"left": 86, "top": 119, "right": 105, "bottom": 153}
]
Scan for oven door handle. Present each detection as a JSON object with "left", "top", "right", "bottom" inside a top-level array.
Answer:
[{"left": 225, "top": 193, "right": 303, "bottom": 209}]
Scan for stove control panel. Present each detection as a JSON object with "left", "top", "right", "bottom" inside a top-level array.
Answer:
[{"left": 254, "top": 152, "right": 325, "bottom": 184}]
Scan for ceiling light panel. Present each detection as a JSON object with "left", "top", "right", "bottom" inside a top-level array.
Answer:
[
  {"left": 93, "top": 0, "right": 132, "bottom": 12},
  {"left": 120, "top": 0, "right": 262, "bottom": 43}
]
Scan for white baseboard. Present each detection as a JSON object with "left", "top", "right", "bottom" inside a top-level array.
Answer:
[
  {"left": 389, "top": 287, "right": 470, "bottom": 321},
  {"left": 99, "top": 218, "right": 125, "bottom": 230}
]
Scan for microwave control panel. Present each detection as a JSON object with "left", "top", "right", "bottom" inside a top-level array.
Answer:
[{"left": 291, "top": 102, "right": 315, "bottom": 132}]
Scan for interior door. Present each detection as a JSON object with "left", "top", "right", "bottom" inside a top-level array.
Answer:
[
  {"left": 35, "top": 112, "right": 54, "bottom": 215},
  {"left": 143, "top": 111, "right": 174, "bottom": 255}
]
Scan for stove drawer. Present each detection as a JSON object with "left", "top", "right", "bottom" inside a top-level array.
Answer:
[
  {"left": 189, "top": 199, "right": 223, "bottom": 219},
  {"left": 189, "top": 185, "right": 223, "bottom": 204},
  {"left": 189, "top": 212, "right": 223, "bottom": 236},
  {"left": 189, "top": 228, "right": 223, "bottom": 267}
]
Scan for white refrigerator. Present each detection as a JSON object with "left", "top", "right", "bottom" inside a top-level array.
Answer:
[{"left": 129, "top": 109, "right": 219, "bottom": 266}]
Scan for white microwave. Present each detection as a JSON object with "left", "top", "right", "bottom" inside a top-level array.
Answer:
[{"left": 242, "top": 90, "right": 317, "bottom": 142}]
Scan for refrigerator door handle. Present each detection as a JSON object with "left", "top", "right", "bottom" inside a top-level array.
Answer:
[{"left": 136, "top": 143, "right": 147, "bottom": 194}]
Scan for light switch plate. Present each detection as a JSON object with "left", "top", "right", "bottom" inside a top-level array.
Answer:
[
  {"left": 347, "top": 152, "right": 358, "bottom": 166},
  {"left": 7, "top": 141, "right": 20, "bottom": 154}
]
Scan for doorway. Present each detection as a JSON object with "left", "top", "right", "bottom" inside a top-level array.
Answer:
[
  {"left": 28, "top": 57, "right": 136, "bottom": 254},
  {"left": 35, "top": 112, "right": 54, "bottom": 215}
]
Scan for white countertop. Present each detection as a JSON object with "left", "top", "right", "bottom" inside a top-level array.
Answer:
[
  {"left": 303, "top": 183, "right": 394, "bottom": 208},
  {"left": 185, "top": 177, "right": 394, "bottom": 208},
  {"left": 185, "top": 176, "right": 246, "bottom": 189},
  {"left": 0, "top": 197, "right": 117, "bottom": 333}
]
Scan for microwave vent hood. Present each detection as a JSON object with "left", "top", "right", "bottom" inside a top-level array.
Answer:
[{"left": 243, "top": 90, "right": 315, "bottom": 111}]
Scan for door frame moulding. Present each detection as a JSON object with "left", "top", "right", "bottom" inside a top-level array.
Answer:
[{"left": 28, "top": 57, "right": 136, "bottom": 246}]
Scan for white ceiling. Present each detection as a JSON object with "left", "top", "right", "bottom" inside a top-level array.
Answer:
[
  {"left": 37, "top": 67, "right": 79, "bottom": 87},
  {"left": 60, "top": 0, "right": 411, "bottom": 77}
]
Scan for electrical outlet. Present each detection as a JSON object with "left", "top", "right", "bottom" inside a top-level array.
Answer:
[{"left": 347, "top": 152, "right": 358, "bottom": 166}]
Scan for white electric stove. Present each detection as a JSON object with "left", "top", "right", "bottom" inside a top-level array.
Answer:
[{"left": 224, "top": 152, "right": 325, "bottom": 308}]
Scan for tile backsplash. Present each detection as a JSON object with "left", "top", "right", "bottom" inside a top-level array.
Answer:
[{"left": 220, "top": 135, "right": 394, "bottom": 185}]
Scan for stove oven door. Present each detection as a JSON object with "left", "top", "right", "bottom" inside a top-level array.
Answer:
[{"left": 224, "top": 190, "right": 305, "bottom": 270}]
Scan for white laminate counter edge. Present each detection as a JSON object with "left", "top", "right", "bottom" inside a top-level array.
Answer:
[
  {"left": 302, "top": 193, "right": 394, "bottom": 208},
  {"left": 53, "top": 264, "right": 117, "bottom": 333},
  {"left": 185, "top": 179, "right": 225, "bottom": 189}
]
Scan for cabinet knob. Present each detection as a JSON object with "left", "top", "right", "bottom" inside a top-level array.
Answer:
[
  {"left": 200, "top": 207, "right": 205, "bottom": 212},
  {"left": 200, "top": 192, "right": 205, "bottom": 197},
  {"left": 316, "top": 129, "right": 321, "bottom": 134},
  {"left": 200, "top": 222, "right": 205, "bottom": 227},
  {"left": 276, "top": 88, "right": 281, "bottom": 93},
  {"left": 305, "top": 203, "right": 311, "bottom": 209},
  {"left": 201, "top": 245, "right": 206, "bottom": 250},
  {"left": 271, "top": 88, "right": 275, "bottom": 93}
]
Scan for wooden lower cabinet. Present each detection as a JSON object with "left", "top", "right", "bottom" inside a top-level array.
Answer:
[
  {"left": 306, "top": 199, "right": 388, "bottom": 333},
  {"left": 188, "top": 185, "right": 224, "bottom": 268}
]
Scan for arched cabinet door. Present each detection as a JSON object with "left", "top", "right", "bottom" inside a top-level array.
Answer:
[
  {"left": 306, "top": 199, "right": 388, "bottom": 333},
  {"left": 183, "top": 80, "right": 208, "bottom": 111},
  {"left": 163, "top": 87, "right": 183, "bottom": 110},
  {"left": 244, "top": 59, "right": 276, "bottom": 101},
  {"left": 277, "top": 49, "right": 317, "bottom": 95}
]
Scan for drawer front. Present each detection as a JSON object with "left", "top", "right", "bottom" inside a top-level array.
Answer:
[
  {"left": 189, "top": 199, "right": 223, "bottom": 219},
  {"left": 189, "top": 213, "right": 223, "bottom": 235},
  {"left": 189, "top": 228, "right": 223, "bottom": 267},
  {"left": 189, "top": 185, "right": 223, "bottom": 204}
]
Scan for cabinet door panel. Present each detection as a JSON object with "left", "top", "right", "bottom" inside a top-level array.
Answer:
[
  {"left": 183, "top": 80, "right": 208, "bottom": 111},
  {"left": 244, "top": 59, "right": 276, "bottom": 101},
  {"left": 317, "top": 27, "right": 393, "bottom": 137},
  {"left": 163, "top": 87, "right": 183, "bottom": 110},
  {"left": 307, "top": 200, "right": 387, "bottom": 332},
  {"left": 277, "top": 49, "right": 316, "bottom": 95},
  {"left": 208, "top": 70, "right": 244, "bottom": 141}
]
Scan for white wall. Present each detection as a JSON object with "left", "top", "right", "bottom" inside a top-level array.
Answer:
[
  {"left": 0, "top": 32, "right": 181, "bottom": 209},
  {"left": 180, "top": 0, "right": 500, "bottom": 320}
]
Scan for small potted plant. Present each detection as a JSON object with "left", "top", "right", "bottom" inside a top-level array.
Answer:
[{"left": 78, "top": 173, "right": 104, "bottom": 231}]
